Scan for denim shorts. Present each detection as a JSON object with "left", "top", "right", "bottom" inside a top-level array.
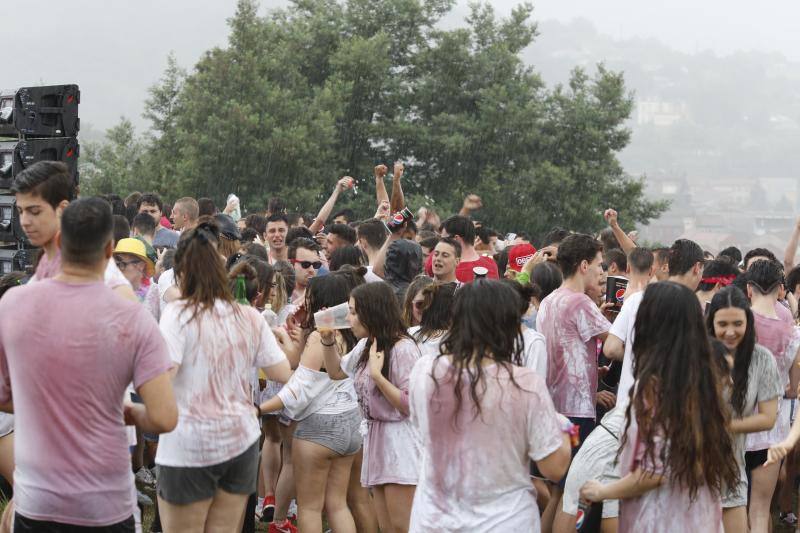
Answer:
[
  {"left": 158, "top": 441, "right": 259, "bottom": 505},
  {"left": 294, "top": 408, "right": 362, "bottom": 456}
]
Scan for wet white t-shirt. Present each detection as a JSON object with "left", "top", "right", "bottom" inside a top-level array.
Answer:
[
  {"left": 608, "top": 290, "right": 644, "bottom": 410},
  {"left": 156, "top": 301, "right": 287, "bottom": 467},
  {"left": 409, "top": 354, "right": 563, "bottom": 532},
  {"left": 521, "top": 327, "right": 547, "bottom": 378}
]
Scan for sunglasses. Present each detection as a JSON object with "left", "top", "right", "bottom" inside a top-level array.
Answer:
[{"left": 292, "top": 260, "right": 322, "bottom": 270}]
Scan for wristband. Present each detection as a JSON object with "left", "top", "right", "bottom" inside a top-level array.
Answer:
[
  {"left": 515, "top": 272, "right": 531, "bottom": 285},
  {"left": 321, "top": 339, "right": 336, "bottom": 347},
  {"left": 559, "top": 418, "right": 580, "bottom": 447}
]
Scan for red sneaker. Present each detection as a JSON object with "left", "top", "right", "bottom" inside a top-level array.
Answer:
[
  {"left": 260, "top": 494, "right": 276, "bottom": 523},
  {"left": 268, "top": 519, "right": 298, "bottom": 533}
]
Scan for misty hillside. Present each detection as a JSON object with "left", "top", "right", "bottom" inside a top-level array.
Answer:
[{"left": 525, "top": 18, "right": 800, "bottom": 181}]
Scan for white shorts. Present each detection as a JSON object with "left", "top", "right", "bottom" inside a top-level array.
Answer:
[
  {"left": 562, "top": 408, "right": 624, "bottom": 519},
  {"left": 0, "top": 413, "right": 13, "bottom": 438}
]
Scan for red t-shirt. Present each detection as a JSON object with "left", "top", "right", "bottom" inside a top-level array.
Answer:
[
  {"left": 456, "top": 256, "right": 499, "bottom": 282},
  {"left": 424, "top": 254, "right": 499, "bottom": 282}
]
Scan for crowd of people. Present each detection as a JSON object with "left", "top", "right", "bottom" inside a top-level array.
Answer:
[{"left": 3, "top": 160, "right": 800, "bottom": 533}]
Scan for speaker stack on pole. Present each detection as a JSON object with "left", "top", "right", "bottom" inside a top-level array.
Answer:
[{"left": 0, "top": 84, "right": 80, "bottom": 274}]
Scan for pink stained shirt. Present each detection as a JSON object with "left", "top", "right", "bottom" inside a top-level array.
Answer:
[
  {"left": 408, "top": 354, "right": 564, "bottom": 532},
  {"left": 618, "top": 409, "right": 723, "bottom": 532},
  {"left": 536, "top": 286, "right": 611, "bottom": 418},
  {"left": 746, "top": 311, "right": 798, "bottom": 451},
  {"left": 0, "top": 280, "right": 172, "bottom": 526},
  {"left": 155, "top": 300, "right": 288, "bottom": 467}
]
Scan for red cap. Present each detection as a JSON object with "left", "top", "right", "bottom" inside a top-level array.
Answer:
[{"left": 507, "top": 243, "right": 537, "bottom": 272}]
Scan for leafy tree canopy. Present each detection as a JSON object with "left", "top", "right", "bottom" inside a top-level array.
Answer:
[{"left": 81, "top": 0, "right": 667, "bottom": 238}]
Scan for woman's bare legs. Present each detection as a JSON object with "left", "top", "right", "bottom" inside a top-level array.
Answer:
[
  {"left": 272, "top": 422, "right": 296, "bottom": 524},
  {"left": 347, "top": 448, "right": 378, "bottom": 533}
]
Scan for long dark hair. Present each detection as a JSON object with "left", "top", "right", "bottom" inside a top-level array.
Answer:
[
  {"left": 351, "top": 282, "right": 411, "bottom": 379},
  {"left": 626, "top": 282, "right": 738, "bottom": 498},
  {"left": 304, "top": 272, "right": 362, "bottom": 352},
  {"left": 706, "top": 286, "right": 756, "bottom": 416},
  {"left": 414, "top": 282, "right": 458, "bottom": 342},
  {"left": 436, "top": 280, "right": 525, "bottom": 418},
  {"left": 174, "top": 218, "right": 234, "bottom": 322}
]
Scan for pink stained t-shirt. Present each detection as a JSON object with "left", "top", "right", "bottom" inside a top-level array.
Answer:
[
  {"left": 746, "top": 311, "right": 797, "bottom": 451},
  {"left": 536, "top": 286, "right": 611, "bottom": 418},
  {"left": 618, "top": 409, "right": 723, "bottom": 533},
  {"left": 408, "top": 354, "right": 564, "bottom": 532},
  {"left": 0, "top": 280, "right": 172, "bottom": 527},
  {"left": 155, "top": 300, "right": 288, "bottom": 467}
]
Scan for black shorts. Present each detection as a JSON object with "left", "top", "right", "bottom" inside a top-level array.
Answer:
[
  {"left": 158, "top": 441, "right": 259, "bottom": 505},
  {"left": 557, "top": 416, "right": 597, "bottom": 489},
  {"left": 531, "top": 416, "right": 596, "bottom": 484},
  {"left": 14, "top": 513, "right": 134, "bottom": 533},
  {"left": 745, "top": 449, "right": 769, "bottom": 471}
]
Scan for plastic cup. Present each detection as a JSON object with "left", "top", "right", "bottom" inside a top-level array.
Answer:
[{"left": 314, "top": 302, "right": 351, "bottom": 330}]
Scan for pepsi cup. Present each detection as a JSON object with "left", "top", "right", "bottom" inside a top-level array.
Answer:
[{"left": 605, "top": 276, "right": 628, "bottom": 311}]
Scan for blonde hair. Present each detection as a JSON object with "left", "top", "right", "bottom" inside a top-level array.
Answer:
[{"left": 271, "top": 271, "right": 288, "bottom": 314}]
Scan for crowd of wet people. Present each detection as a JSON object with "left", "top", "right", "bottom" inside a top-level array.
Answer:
[{"left": 2, "top": 160, "right": 800, "bottom": 532}]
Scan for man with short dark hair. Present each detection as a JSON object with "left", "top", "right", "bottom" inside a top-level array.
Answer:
[
  {"left": 325, "top": 223, "right": 357, "bottom": 259},
  {"left": 197, "top": 198, "right": 217, "bottom": 217},
  {"left": 603, "top": 247, "right": 653, "bottom": 402},
  {"left": 265, "top": 214, "right": 290, "bottom": 264},
  {"left": 288, "top": 238, "right": 323, "bottom": 304},
  {"left": 475, "top": 227, "right": 498, "bottom": 254},
  {"left": 171, "top": 197, "right": 199, "bottom": 232},
  {"left": 536, "top": 233, "right": 611, "bottom": 526},
  {"left": 428, "top": 215, "right": 498, "bottom": 282},
  {"left": 432, "top": 238, "right": 461, "bottom": 284},
  {"left": 719, "top": 246, "right": 743, "bottom": 266},
  {"left": 667, "top": 238, "right": 705, "bottom": 290},
  {"left": 568, "top": 248, "right": 654, "bottom": 528},
  {"left": 744, "top": 247, "right": 778, "bottom": 270},
  {"left": 538, "top": 233, "right": 610, "bottom": 430},
  {"left": 418, "top": 236, "right": 440, "bottom": 264},
  {"left": 137, "top": 193, "right": 178, "bottom": 249},
  {"left": 356, "top": 219, "right": 388, "bottom": 282},
  {"left": 604, "top": 248, "right": 627, "bottom": 277},
  {"left": 651, "top": 247, "right": 670, "bottom": 282},
  {"left": 0, "top": 197, "right": 177, "bottom": 532},
  {"left": 131, "top": 212, "right": 157, "bottom": 245},
  {"left": 786, "top": 265, "right": 800, "bottom": 301},
  {"left": 12, "top": 161, "right": 137, "bottom": 301},
  {"left": 332, "top": 208, "right": 356, "bottom": 225}
]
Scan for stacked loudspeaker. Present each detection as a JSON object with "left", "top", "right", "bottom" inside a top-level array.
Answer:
[{"left": 0, "top": 84, "right": 80, "bottom": 274}]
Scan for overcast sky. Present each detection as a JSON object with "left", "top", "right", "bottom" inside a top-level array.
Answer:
[{"left": 7, "top": 0, "right": 800, "bottom": 132}]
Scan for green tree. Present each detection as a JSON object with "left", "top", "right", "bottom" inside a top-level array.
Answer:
[
  {"left": 85, "top": 0, "right": 667, "bottom": 237},
  {"left": 80, "top": 118, "right": 146, "bottom": 196}
]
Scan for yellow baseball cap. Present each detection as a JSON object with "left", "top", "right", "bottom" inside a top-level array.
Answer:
[{"left": 114, "top": 238, "right": 155, "bottom": 277}]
